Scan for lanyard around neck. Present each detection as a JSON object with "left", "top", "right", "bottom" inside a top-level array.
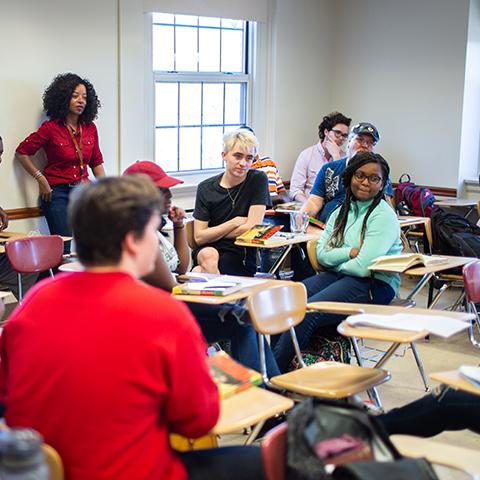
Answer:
[{"left": 66, "top": 124, "right": 84, "bottom": 177}]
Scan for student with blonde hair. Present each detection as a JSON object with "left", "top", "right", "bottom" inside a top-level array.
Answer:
[{"left": 192, "top": 129, "right": 271, "bottom": 276}]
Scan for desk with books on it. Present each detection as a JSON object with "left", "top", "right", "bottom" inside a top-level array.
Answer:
[
  {"left": 369, "top": 254, "right": 476, "bottom": 304},
  {"left": 307, "top": 301, "right": 474, "bottom": 397},
  {"left": 235, "top": 224, "right": 321, "bottom": 275},
  {"left": 172, "top": 273, "right": 289, "bottom": 305}
]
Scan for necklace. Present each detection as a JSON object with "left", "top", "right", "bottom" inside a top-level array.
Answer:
[{"left": 226, "top": 186, "right": 241, "bottom": 208}]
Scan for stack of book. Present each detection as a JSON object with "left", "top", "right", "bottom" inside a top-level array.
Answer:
[
  {"left": 208, "top": 351, "right": 263, "bottom": 399},
  {"left": 236, "top": 224, "right": 283, "bottom": 245}
]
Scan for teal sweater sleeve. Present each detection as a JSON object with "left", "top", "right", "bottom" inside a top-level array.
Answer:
[{"left": 316, "top": 209, "right": 352, "bottom": 267}]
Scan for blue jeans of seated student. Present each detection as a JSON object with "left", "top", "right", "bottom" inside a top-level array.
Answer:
[
  {"left": 378, "top": 385, "right": 480, "bottom": 437},
  {"left": 273, "top": 271, "right": 395, "bottom": 373},
  {"left": 186, "top": 302, "right": 280, "bottom": 377},
  {"left": 41, "top": 184, "right": 74, "bottom": 254}
]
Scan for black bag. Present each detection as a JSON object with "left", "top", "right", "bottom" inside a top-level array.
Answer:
[
  {"left": 332, "top": 458, "right": 438, "bottom": 480},
  {"left": 286, "top": 398, "right": 401, "bottom": 480},
  {"left": 395, "top": 174, "right": 437, "bottom": 217},
  {"left": 431, "top": 209, "right": 480, "bottom": 257}
]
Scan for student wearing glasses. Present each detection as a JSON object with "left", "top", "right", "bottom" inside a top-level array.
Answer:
[
  {"left": 290, "top": 112, "right": 352, "bottom": 203},
  {"left": 302, "top": 123, "right": 394, "bottom": 224},
  {"left": 274, "top": 152, "right": 402, "bottom": 372}
]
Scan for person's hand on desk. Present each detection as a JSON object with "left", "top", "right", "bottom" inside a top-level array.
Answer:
[{"left": 0, "top": 207, "right": 8, "bottom": 231}]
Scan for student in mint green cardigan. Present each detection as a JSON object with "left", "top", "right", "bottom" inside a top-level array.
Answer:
[{"left": 274, "top": 152, "right": 402, "bottom": 372}]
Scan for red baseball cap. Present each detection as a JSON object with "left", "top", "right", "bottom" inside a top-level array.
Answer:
[{"left": 123, "top": 161, "right": 183, "bottom": 188}]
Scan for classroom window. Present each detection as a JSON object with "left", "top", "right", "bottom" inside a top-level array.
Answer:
[{"left": 153, "top": 14, "right": 250, "bottom": 173}]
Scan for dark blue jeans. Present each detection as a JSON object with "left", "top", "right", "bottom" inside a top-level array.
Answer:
[
  {"left": 378, "top": 385, "right": 480, "bottom": 437},
  {"left": 273, "top": 271, "right": 395, "bottom": 372},
  {"left": 41, "top": 184, "right": 74, "bottom": 253},
  {"left": 186, "top": 303, "right": 280, "bottom": 377}
]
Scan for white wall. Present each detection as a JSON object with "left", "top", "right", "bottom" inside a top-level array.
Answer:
[
  {"left": 331, "top": 0, "right": 470, "bottom": 188},
  {"left": 0, "top": 0, "right": 118, "bottom": 229},
  {"left": 0, "top": 0, "right": 478, "bottom": 221}
]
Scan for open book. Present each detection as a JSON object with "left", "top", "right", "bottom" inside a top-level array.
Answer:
[
  {"left": 459, "top": 365, "right": 480, "bottom": 387},
  {"left": 369, "top": 253, "right": 448, "bottom": 272},
  {"left": 236, "top": 224, "right": 283, "bottom": 245},
  {"left": 172, "top": 279, "right": 243, "bottom": 297},
  {"left": 346, "top": 313, "right": 470, "bottom": 338},
  {"left": 208, "top": 351, "right": 262, "bottom": 399}
]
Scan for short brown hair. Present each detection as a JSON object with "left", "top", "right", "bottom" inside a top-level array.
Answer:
[{"left": 69, "top": 176, "right": 163, "bottom": 266}]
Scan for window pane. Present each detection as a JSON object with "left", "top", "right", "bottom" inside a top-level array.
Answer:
[
  {"left": 224, "top": 83, "right": 243, "bottom": 125},
  {"left": 156, "top": 128, "right": 178, "bottom": 171},
  {"left": 175, "top": 14, "right": 198, "bottom": 26},
  {"left": 221, "top": 29, "right": 243, "bottom": 72},
  {"left": 153, "top": 25, "right": 174, "bottom": 71},
  {"left": 179, "top": 127, "right": 201, "bottom": 170},
  {"left": 221, "top": 19, "right": 244, "bottom": 29},
  {"left": 179, "top": 83, "right": 201, "bottom": 126},
  {"left": 199, "top": 28, "right": 220, "bottom": 72},
  {"left": 155, "top": 83, "right": 178, "bottom": 126},
  {"left": 153, "top": 13, "right": 174, "bottom": 24},
  {"left": 203, "top": 83, "right": 224, "bottom": 125},
  {"left": 199, "top": 16, "right": 220, "bottom": 27},
  {"left": 175, "top": 26, "right": 198, "bottom": 71},
  {"left": 202, "top": 127, "right": 224, "bottom": 169}
]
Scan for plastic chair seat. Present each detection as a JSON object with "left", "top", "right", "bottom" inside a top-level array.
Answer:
[{"left": 270, "top": 361, "right": 389, "bottom": 398}]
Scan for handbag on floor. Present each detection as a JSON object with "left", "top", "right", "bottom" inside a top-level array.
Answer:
[{"left": 286, "top": 398, "right": 438, "bottom": 480}]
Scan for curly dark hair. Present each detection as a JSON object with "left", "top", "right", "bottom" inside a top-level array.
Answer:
[
  {"left": 329, "top": 152, "right": 390, "bottom": 248},
  {"left": 42, "top": 73, "right": 100, "bottom": 123},
  {"left": 318, "top": 111, "right": 352, "bottom": 141}
]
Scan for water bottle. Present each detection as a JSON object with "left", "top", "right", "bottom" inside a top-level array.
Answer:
[{"left": 0, "top": 428, "right": 49, "bottom": 479}]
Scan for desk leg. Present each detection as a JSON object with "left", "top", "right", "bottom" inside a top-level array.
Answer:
[
  {"left": 268, "top": 245, "right": 292, "bottom": 276},
  {"left": 351, "top": 337, "right": 383, "bottom": 410},
  {"left": 406, "top": 273, "right": 433, "bottom": 301},
  {"left": 410, "top": 342, "right": 429, "bottom": 391}
]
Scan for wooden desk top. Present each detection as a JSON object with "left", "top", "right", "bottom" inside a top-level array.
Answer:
[
  {"left": 212, "top": 387, "right": 294, "bottom": 435},
  {"left": 173, "top": 277, "right": 291, "bottom": 305},
  {"left": 430, "top": 369, "right": 480, "bottom": 396},
  {"left": 391, "top": 434, "right": 480, "bottom": 475},
  {"left": 0, "top": 231, "right": 72, "bottom": 254},
  {"left": 398, "top": 215, "right": 429, "bottom": 227},
  {"left": 308, "top": 302, "right": 474, "bottom": 342},
  {"left": 235, "top": 232, "right": 319, "bottom": 249},
  {"left": 434, "top": 198, "right": 477, "bottom": 208}
]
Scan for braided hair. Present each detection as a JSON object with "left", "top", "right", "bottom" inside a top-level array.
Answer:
[{"left": 329, "top": 152, "right": 390, "bottom": 248}]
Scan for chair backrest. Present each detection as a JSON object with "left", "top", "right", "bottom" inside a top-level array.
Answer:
[
  {"left": 247, "top": 283, "right": 307, "bottom": 336},
  {"left": 5, "top": 235, "right": 64, "bottom": 273},
  {"left": 463, "top": 260, "right": 480, "bottom": 304},
  {"left": 261, "top": 421, "right": 288, "bottom": 480},
  {"left": 185, "top": 220, "right": 198, "bottom": 250},
  {"left": 306, "top": 239, "right": 322, "bottom": 272},
  {"left": 42, "top": 443, "right": 65, "bottom": 480}
]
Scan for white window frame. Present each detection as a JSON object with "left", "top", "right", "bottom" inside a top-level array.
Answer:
[{"left": 152, "top": 16, "right": 254, "bottom": 176}]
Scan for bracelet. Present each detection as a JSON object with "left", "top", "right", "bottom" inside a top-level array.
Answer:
[{"left": 32, "top": 170, "right": 44, "bottom": 180}]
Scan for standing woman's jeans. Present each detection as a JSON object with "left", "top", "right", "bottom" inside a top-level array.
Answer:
[
  {"left": 273, "top": 270, "right": 395, "bottom": 372},
  {"left": 41, "top": 184, "right": 75, "bottom": 253}
]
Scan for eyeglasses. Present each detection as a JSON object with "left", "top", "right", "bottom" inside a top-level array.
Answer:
[
  {"left": 353, "top": 171, "right": 382, "bottom": 185},
  {"left": 354, "top": 136, "right": 376, "bottom": 148},
  {"left": 330, "top": 129, "right": 349, "bottom": 140}
]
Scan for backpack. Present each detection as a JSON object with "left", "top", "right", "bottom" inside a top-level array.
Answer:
[
  {"left": 395, "top": 174, "right": 437, "bottom": 217},
  {"left": 431, "top": 209, "right": 480, "bottom": 257}
]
